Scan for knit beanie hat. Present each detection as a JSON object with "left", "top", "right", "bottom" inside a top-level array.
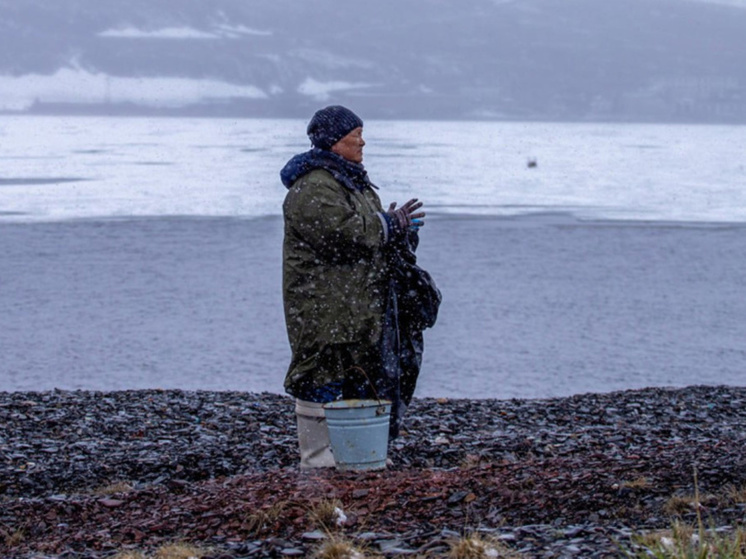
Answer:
[{"left": 307, "top": 105, "right": 364, "bottom": 150}]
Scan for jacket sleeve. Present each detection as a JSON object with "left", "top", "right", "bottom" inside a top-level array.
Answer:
[{"left": 284, "top": 171, "right": 387, "bottom": 262}]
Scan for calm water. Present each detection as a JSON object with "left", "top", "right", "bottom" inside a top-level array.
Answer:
[
  {"left": 1, "top": 116, "right": 745, "bottom": 398},
  {"left": 1, "top": 116, "right": 746, "bottom": 224}
]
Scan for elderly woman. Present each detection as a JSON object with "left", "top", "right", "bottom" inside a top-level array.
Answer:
[{"left": 280, "top": 105, "right": 439, "bottom": 468}]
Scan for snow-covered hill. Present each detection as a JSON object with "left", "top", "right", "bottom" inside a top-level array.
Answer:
[{"left": 1, "top": 0, "right": 745, "bottom": 122}]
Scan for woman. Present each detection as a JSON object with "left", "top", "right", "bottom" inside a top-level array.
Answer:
[{"left": 280, "top": 105, "right": 438, "bottom": 468}]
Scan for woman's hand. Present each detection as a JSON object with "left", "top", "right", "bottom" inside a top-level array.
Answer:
[{"left": 387, "top": 198, "right": 425, "bottom": 230}]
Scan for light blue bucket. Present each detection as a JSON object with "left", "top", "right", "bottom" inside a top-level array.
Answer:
[{"left": 323, "top": 399, "right": 392, "bottom": 471}]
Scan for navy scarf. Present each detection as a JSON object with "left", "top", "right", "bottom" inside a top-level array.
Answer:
[{"left": 280, "top": 148, "right": 374, "bottom": 192}]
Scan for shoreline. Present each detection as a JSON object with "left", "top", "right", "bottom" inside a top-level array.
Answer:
[
  {"left": 2, "top": 385, "right": 745, "bottom": 557},
  {"left": 4, "top": 210, "right": 746, "bottom": 227}
]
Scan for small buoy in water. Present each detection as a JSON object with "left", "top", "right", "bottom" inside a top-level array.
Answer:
[{"left": 527, "top": 158, "right": 538, "bottom": 168}]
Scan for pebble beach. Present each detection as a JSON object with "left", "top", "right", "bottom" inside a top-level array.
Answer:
[{"left": 2, "top": 385, "right": 746, "bottom": 557}]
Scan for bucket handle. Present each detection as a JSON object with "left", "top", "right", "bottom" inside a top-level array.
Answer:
[{"left": 345, "top": 366, "right": 386, "bottom": 412}]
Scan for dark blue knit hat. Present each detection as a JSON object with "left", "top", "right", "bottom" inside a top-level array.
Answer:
[{"left": 306, "top": 105, "right": 364, "bottom": 150}]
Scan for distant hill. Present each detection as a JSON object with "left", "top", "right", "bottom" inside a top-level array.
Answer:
[{"left": 1, "top": 0, "right": 746, "bottom": 122}]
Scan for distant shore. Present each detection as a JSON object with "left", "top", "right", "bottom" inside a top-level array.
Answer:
[
  {"left": 1, "top": 385, "right": 745, "bottom": 557},
  {"left": 5, "top": 100, "right": 746, "bottom": 125}
]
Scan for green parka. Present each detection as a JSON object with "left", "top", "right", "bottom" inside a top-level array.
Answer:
[{"left": 282, "top": 168, "right": 391, "bottom": 396}]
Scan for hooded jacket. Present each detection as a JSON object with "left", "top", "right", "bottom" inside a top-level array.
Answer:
[{"left": 281, "top": 149, "right": 392, "bottom": 398}]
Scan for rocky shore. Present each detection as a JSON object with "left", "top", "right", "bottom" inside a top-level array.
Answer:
[{"left": 1, "top": 385, "right": 745, "bottom": 558}]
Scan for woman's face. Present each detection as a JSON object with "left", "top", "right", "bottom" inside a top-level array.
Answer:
[{"left": 331, "top": 127, "right": 365, "bottom": 163}]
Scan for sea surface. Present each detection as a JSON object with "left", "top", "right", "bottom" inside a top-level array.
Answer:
[{"left": 1, "top": 116, "right": 745, "bottom": 398}]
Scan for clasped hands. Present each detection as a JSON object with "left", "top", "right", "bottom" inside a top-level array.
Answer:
[{"left": 387, "top": 198, "right": 425, "bottom": 231}]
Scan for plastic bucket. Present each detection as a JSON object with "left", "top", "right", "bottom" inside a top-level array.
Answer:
[{"left": 323, "top": 399, "right": 392, "bottom": 471}]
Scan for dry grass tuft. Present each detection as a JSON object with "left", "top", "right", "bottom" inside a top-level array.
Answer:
[
  {"left": 664, "top": 495, "right": 696, "bottom": 516},
  {"left": 631, "top": 522, "right": 746, "bottom": 558},
  {"left": 725, "top": 484, "right": 746, "bottom": 505},
  {"left": 663, "top": 493, "right": 719, "bottom": 516},
  {"left": 621, "top": 477, "right": 652, "bottom": 490},
  {"left": 312, "top": 537, "right": 370, "bottom": 559},
  {"left": 633, "top": 470, "right": 746, "bottom": 557},
  {"left": 309, "top": 498, "right": 347, "bottom": 531},
  {"left": 245, "top": 500, "right": 290, "bottom": 537},
  {"left": 4, "top": 527, "right": 26, "bottom": 548},
  {"left": 111, "top": 551, "right": 147, "bottom": 559},
  {"left": 154, "top": 542, "right": 210, "bottom": 559},
  {"left": 460, "top": 454, "right": 484, "bottom": 470},
  {"left": 448, "top": 533, "right": 518, "bottom": 558},
  {"left": 94, "top": 481, "right": 134, "bottom": 496}
]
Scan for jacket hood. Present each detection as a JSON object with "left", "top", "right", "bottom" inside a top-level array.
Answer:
[{"left": 280, "top": 148, "right": 372, "bottom": 191}]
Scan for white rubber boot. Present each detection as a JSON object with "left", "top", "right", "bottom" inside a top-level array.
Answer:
[{"left": 295, "top": 399, "right": 336, "bottom": 469}]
